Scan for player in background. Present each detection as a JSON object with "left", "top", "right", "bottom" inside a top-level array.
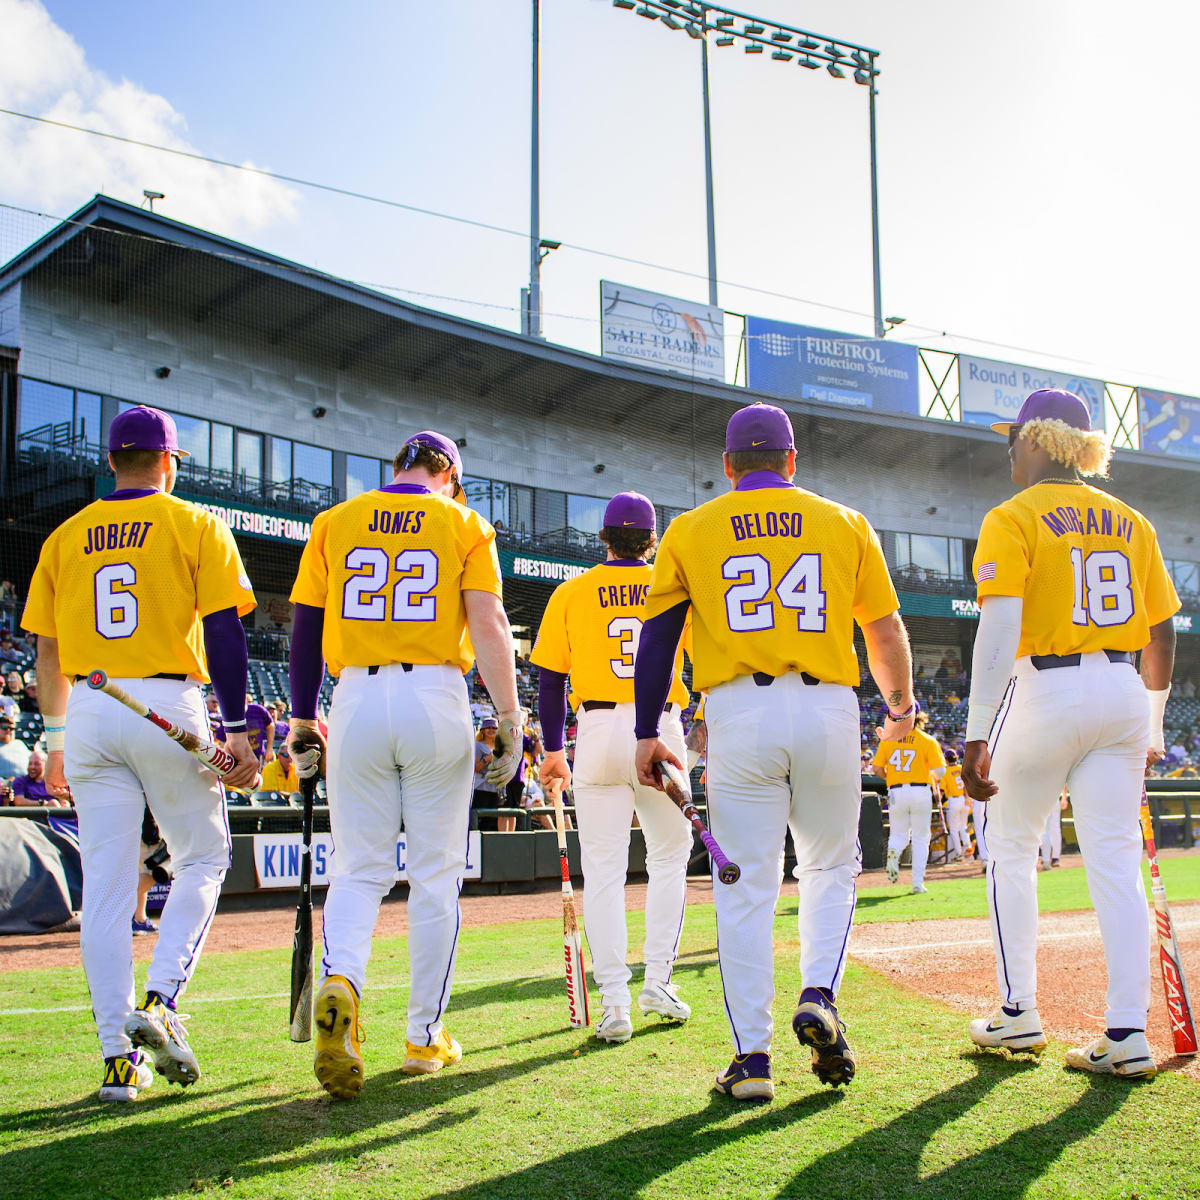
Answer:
[
  {"left": 533, "top": 492, "right": 694, "bottom": 1044},
  {"left": 1041, "top": 789, "right": 1067, "bottom": 868},
  {"left": 963, "top": 390, "right": 1178, "bottom": 1079},
  {"left": 941, "top": 749, "right": 969, "bottom": 861},
  {"left": 633, "top": 404, "right": 916, "bottom": 1101},
  {"left": 21, "top": 406, "right": 259, "bottom": 1101},
  {"left": 873, "top": 711, "right": 947, "bottom": 893},
  {"left": 288, "top": 431, "right": 522, "bottom": 1099},
  {"left": 244, "top": 696, "right": 274, "bottom": 762}
]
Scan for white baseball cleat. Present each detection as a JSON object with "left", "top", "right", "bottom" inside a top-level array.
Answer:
[
  {"left": 1065, "top": 1033, "right": 1157, "bottom": 1080},
  {"left": 885, "top": 849, "right": 900, "bottom": 884},
  {"left": 638, "top": 982, "right": 691, "bottom": 1022},
  {"left": 912, "top": 884, "right": 928, "bottom": 894},
  {"left": 595, "top": 1006, "right": 633, "bottom": 1043},
  {"left": 124, "top": 993, "right": 201, "bottom": 1086},
  {"left": 98, "top": 1052, "right": 154, "bottom": 1102},
  {"left": 969, "top": 1009, "right": 1047, "bottom": 1055}
]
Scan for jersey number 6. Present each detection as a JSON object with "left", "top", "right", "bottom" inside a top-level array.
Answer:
[
  {"left": 342, "top": 548, "right": 438, "bottom": 622},
  {"left": 95, "top": 563, "right": 138, "bottom": 639}
]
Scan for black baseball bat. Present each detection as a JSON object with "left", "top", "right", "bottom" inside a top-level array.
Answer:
[{"left": 289, "top": 770, "right": 317, "bottom": 1042}]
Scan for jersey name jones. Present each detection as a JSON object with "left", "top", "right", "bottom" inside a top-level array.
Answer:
[{"left": 366, "top": 509, "right": 424, "bottom": 535}]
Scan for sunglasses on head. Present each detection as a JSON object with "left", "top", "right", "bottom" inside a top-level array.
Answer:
[{"left": 1007, "top": 424, "right": 1023, "bottom": 448}]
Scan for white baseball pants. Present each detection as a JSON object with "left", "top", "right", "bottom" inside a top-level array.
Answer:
[
  {"left": 66, "top": 678, "right": 230, "bottom": 1059},
  {"left": 704, "top": 674, "right": 862, "bottom": 1056},
  {"left": 887, "top": 784, "right": 934, "bottom": 888},
  {"left": 321, "top": 663, "right": 475, "bottom": 1046},
  {"left": 984, "top": 652, "right": 1150, "bottom": 1029},
  {"left": 946, "top": 798, "right": 969, "bottom": 858},
  {"left": 1041, "top": 806, "right": 1063, "bottom": 866},
  {"left": 571, "top": 703, "right": 691, "bottom": 1009}
]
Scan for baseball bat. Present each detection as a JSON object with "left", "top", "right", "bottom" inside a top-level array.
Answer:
[
  {"left": 86, "top": 670, "right": 243, "bottom": 777},
  {"left": 289, "top": 765, "right": 317, "bottom": 1042},
  {"left": 654, "top": 761, "right": 741, "bottom": 885},
  {"left": 548, "top": 779, "right": 589, "bottom": 1029},
  {"left": 1139, "top": 785, "right": 1198, "bottom": 1056}
]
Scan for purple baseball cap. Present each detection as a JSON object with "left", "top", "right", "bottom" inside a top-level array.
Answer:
[
  {"left": 726, "top": 403, "right": 795, "bottom": 453},
  {"left": 604, "top": 491, "right": 655, "bottom": 531},
  {"left": 400, "top": 430, "right": 466, "bottom": 504},
  {"left": 480, "top": 716, "right": 498, "bottom": 729},
  {"left": 991, "top": 389, "right": 1091, "bottom": 436},
  {"left": 108, "top": 406, "right": 189, "bottom": 456}
]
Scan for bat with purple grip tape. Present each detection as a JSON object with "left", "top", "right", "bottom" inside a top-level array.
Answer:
[{"left": 654, "top": 761, "right": 740, "bottom": 885}]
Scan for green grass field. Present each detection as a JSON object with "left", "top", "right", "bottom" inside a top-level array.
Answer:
[{"left": 1, "top": 859, "right": 1197, "bottom": 1200}]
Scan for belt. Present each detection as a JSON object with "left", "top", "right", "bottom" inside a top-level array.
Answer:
[
  {"left": 753, "top": 671, "right": 821, "bottom": 687},
  {"left": 74, "top": 671, "right": 188, "bottom": 683},
  {"left": 1030, "top": 650, "right": 1134, "bottom": 671},
  {"left": 366, "top": 663, "right": 414, "bottom": 675},
  {"left": 581, "top": 700, "right": 677, "bottom": 714}
]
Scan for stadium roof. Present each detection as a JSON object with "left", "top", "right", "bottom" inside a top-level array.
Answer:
[{"left": 1, "top": 195, "right": 1196, "bottom": 514}]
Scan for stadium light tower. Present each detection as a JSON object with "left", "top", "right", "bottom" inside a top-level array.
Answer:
[{"left": 611, "top": 1, "right": 886, "bottom": 338}]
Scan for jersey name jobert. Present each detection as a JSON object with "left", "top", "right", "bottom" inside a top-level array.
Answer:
[{"left": 83, "top": 521, "right": 154, "bottom": 554}]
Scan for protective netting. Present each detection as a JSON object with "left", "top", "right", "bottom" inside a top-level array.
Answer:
[{"left": 0, "top": 200, "right": 1197, "bottom": 847}]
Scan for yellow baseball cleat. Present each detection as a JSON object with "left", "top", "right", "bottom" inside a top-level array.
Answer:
[
  {"left": 314, "top": 976, "right": 364, "bottom": 1099},
  {"left": 402, "top": 1027, "right": 462, "bottom": 1075}
]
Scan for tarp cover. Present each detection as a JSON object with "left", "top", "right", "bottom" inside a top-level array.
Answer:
[{"left": 0, "top": 817, "right": 83, "bottom": 934}]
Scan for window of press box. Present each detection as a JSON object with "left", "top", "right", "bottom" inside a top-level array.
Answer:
[
  {"left": 292, "top": 441, "right": 333, "bottom": 488},
  {"left": 567, "top": 493, "right": 607, "bottom": 536},
  {"left": 17, "top": 378, "right": 101, "bottom": 443},
  {"left": 345, "top": 453, "right": 381, "bottom": 499},
  {"left": 1170, "top": 560, "right": 1199, "bottom": 597},
  {"left": 893, "top": 532, "right": 965, "bottom": 580}
]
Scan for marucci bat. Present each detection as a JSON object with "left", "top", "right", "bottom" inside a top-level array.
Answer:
[
  {"left": 548, "top": 779, "right": 589, "bottom": 1029},
  {"left": 288, "top": 761, "right": 319, "bottom": 1042},
  {"left": 653, "top": 761, "right": 741, "bottom": 885},
  {"left": 1140, "top": 785, "right": 1197, "bottom": 1056}
]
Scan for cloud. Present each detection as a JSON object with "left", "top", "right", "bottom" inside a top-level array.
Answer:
[{"left": 0, "top": 0, "right": 299, "bottom": 237}]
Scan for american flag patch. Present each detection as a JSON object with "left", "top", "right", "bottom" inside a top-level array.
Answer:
[{"left": 977, "top": 562, "right": 997, "bottom": 582}]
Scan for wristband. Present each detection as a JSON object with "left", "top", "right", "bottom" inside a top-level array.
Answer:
[
  {"left": 43, "top": 715, "right": 66, "bottom": 753},
  {"left": 221, "top": 718, "right": 247, "bottom": 731},
  {"left": 886, "top": 702, "right": 916, "bottom": 722}
]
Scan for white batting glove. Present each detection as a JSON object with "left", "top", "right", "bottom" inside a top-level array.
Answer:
[
  {"left": 485, "top": 710, "right": 526, "bottom": 786},
  {"left": 287, "top": 720, "right": 327, "bottom": 781}
]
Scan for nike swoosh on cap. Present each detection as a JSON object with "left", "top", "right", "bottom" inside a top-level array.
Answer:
[
  {"left": 122, "top": 442, "right": 136, "bottom": 448},
  {"left": 752, "top": 440, "right": 765, "bottom": 447}
]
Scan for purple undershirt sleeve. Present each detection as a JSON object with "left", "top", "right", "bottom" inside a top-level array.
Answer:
[
  {"left": 288, "top": 603, "right": 326, "bottom": 721},
  {"left": 201, "top": 608, "right": 248, "bottom": 726},
  {"left": 538, "top": 668, "right": 569, "bottom": 752},
  {"left": 633, "top": 600, "right": 689, "bottom": 740}
]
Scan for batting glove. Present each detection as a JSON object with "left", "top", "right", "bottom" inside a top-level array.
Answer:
[
  {"left": 287, "top": 720, "right": 327, "bottom": 781},
  {"left": 485, "top": 709, "right": 526, "bottom": 787}
]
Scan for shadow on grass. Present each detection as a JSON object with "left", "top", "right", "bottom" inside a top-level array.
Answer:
[{"left": 776, "top": 1054, "right": 1133, "bottom": 1200}]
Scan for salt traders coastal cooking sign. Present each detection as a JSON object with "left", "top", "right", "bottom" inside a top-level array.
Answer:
[{"left": 600, "top": 281, "right": 725, "bottom": 382}]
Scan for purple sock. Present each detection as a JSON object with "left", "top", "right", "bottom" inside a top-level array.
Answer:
[
  {"left": 148, "top": 988, "right": 176, "bottom": 1011},
  {"left": 1106, "top": 1027, "right": 1140, "bottom": 1041},
  {"left": 1002, "top": 1005, "right": 1022, "bottom": 1017},
  {"left": 800, "top": 986, "right": 836, "bottom": 1010}
]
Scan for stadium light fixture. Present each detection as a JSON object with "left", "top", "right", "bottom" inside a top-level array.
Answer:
[{"left": 608, "top": 1, "right": 886, "bottom": 336}]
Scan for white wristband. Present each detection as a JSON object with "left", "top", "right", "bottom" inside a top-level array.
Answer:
[
  {"left": 1148, "top": 686, "right": 1170, "bottom": 754},
  {"left": 43, "top": 715, "right": 66, "bottom": 753}
]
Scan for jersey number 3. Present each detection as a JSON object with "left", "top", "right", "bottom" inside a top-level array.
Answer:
[
  {"left": 342, "top": 548, "right": 438, "bottom": 621},
  {"left": 607, "top": 616, "right": 641, "bottom": 679}
]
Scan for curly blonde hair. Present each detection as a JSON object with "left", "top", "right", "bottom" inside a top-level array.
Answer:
[{"left": 1019, "top": 418, "right": 1112, "bottom": 477}]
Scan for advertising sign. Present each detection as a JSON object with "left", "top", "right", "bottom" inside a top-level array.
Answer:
[
  {"left": 253, "top": 832, "right": 482, "bottom": 889},
  {"left": 1138, "top": 389, "right": 1200, "bottom": 459},
  {"left": 744, "top": 317, "right": 919, "bottom": 413},
  {"left": 600, "top": 281, "right": 725, "bottom": 381},
  {"left": 499, "top": 547, "right": 594, "bottom": 584},
  {"left": 959, "top": 356, "right": 1105, "bottom": 431}
]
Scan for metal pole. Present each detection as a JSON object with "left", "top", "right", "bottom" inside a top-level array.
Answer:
[
  {"left": 528, "top": 0, "right": 542, "bottom": 337},
  {"left": 700, "top": 24, "right": 718, "bottom": 308},
  {"left": 867, "top": 63, "right": 884, "bottom": 339}
]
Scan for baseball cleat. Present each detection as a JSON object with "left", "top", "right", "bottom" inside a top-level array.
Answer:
[
  {"left": 714, "top": 1051, "right": 774, "bottom": 1102},
  {"left": 638, "top": 982, "right": 691, "bottom": 1023},
  {"left": 132, "top": 918, "right": 158, "bottom": 936},
  {"left": 912, "top": 884, "right": 928, "bottom": 894},
  {"left": 1065, "top": 1032, "right": 1157, "bottom": 1080},
  {"left": 968, "top": 1009, "right": 1047, "bottom": 1055},
  {"left": 402, "top": 1027, "right": 462, "bottom": 1075},
  {"left": 98, "top": 1051, "right": 154, "bottom": 1102},
  {"left": 594, "top": 1006, "right": 634, "bottom": 1044},
  {"left": 124, "top": 993, "right": 200, "bottom": 1086},
  {"left": 885, "top": 849, "right": 900, "bottom": 884},
  {"left": 792, "top": 994, "right": 855, "bottom": 1087},
  {"left": 314, "top": 976, "right": 365, "bottom": 1098}
]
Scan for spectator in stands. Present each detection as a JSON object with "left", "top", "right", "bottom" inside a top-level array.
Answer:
[
  {"left": 1180, "top": 676, "right": 1197, "bottom": 699},
  {"left": 3, "top": 670, "right": 23, "bottom": 706},
  {"left": 260, "top": 744, "right": 299, "bottom": 794},
  {"left": 206, "top": 693, "right": 225, "bottom": 743},
  {"left": 0, "top": 686, "right": 18, "bottom": 723},
  {"left": 269, "top": 700, "right": 290, "bottom": 746},
  {"left": 10, "top": 750, "right": 64, "bottom": 806},
  {"left": 244, "top": 695, "right": 275, "bottom": 762},
  {"left": 0, "top": 633, "right": 24, "bottom": 671},
  {"left": 471, "top": 718, "right": 505, "bottom": 830},
  {"left": 19, "top": 678, "right": 38, "bottom": 714},
  {"left": 0, "top": 579, "right": 16, "bottom": 610},
  {"left": 0, "top": 714, "right": 32, "bottom": 780}
]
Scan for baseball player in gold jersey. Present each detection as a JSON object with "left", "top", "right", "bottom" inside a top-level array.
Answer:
[
  {"left": 963, "top": 389, "right": 1178, "bottom": 1079},
  {"left": 873, "top": 712, "right": 946, "bottom": 892},
  {"left": 940, "top": 749, "right": 969, "bottom": 861},
  {"left": 22, "top": 406, "right": 259, "bottom": 1102},
  {"left": 533, "top": 492, "right": 694, "bottom": 1044},
  {"left": 288, "top": 430, "right": 522, "bottom": 1099},
  {"left": 633, "top": 403, "right": 916, "bottom": 1101}
]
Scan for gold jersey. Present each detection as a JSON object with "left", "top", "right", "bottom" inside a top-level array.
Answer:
[
  {"left": 22, "top": 490, "right": 255, "bottom": 680},
  {"left": 644, "top": 480, "right": 898, "bottom": 691},
  {"left": 530, "top": 562, "right": 689, "bottom": 707},
  {"left": 941, "top": 763, "right": 966, "bottom": 800},
  {"left": 973, "top": 481, "right": 1179, "bottom": 657},
  {"left": 290, "top": 485, "right": 502, "bottom": 677},
  {"left": 873, "top": 729, "right": 946, "bottom": 788}
]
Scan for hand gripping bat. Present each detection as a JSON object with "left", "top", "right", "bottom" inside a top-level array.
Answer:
[
  {"left": 548, "top": 779, "right": 590, "bottom": 1028},
  {"left": 1140, "top": 785, "right": 1197, "bottom": 1056},
  {"left": 653, "top": 760, "right": 740, "bottom": 885}
]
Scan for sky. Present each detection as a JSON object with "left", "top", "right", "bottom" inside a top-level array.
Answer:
[{"left": 2, "top": 0, "right": 1199, "bottom": 398}]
